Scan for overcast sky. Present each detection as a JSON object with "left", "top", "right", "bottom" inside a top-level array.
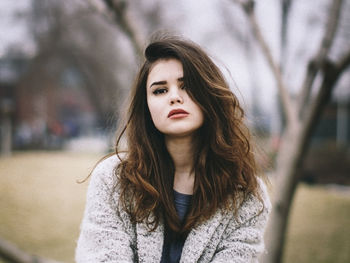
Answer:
[{"left": 0, "top": 0, "right": 34, "bottom": 57}]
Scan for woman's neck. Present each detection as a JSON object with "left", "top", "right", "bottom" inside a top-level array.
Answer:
[{"left": 165, "top": 135, "right": 195, "bottom": 194}]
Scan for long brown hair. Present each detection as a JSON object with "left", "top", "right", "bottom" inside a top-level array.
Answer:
[{"left": 115, "top": 35, "right": 260, "bottom": 234}]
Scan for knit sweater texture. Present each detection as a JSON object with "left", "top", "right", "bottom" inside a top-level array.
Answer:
[{"left": 76, "top": 155, "right": 271, "bottom": 263}]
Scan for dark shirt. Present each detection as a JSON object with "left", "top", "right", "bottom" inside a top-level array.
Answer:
[{"left": 160, "top": 190, "right": 192, "bottom": 263}]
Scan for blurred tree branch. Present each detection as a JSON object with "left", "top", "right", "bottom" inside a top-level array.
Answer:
[
  {"left": 0, "top": 236, "right": 61, "bottom": 263},
  {"left": 298, "top": 0, "right": 343, "bottom": 117},
  {"left": 87, "top": 0, "right": 144, "bottom": 57},
  {"left": 303, "top": 47, "right": 350, "bottom": 146},
  {"left": 232, "top": 0, "right": 298, "bottom": 127},
  {"left": 280, "top": 0, "right": 293, "bottom": 70}
]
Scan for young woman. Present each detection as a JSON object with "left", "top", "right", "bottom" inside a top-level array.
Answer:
[{"left": 76, "top": 36, "right": 271, "bottom": 263}]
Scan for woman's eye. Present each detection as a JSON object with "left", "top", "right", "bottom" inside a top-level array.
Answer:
[
  {"left": 153, "top": 88, "right": 167, "bottom": 95},
  {"left": 181, "top": 84, "right": 186, "bottom": 90}
]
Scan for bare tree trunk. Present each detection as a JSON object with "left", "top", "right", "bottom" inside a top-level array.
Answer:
[
  {"left": 263, "top": 126, "right": 301, "bottom": 262},
  {"left": 0, "top": 99, "right": 14, "bottom": 156},
  {"left": 0, "top": 116, "right": 12, "bottom": 156}
]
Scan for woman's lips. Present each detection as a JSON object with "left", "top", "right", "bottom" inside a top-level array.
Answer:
[{"left": 168, "top": 109, "right": 189, "bottom": 119}]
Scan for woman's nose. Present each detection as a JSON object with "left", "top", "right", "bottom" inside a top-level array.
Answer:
[{"left": 169, "top": 89, "right": 184, "bottom": 105}]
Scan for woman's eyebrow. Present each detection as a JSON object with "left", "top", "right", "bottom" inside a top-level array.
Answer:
[
  {"left": 150, "top": 80, "right": 167, "bottom": 87},
  {"left": 150, "top": 77, "right": 184, "bottom": 87}
]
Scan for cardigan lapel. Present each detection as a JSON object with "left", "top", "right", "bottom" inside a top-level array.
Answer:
[
  {"left": 136, "top": 219, "right": 164, "bottom": 263},
  {"left": 180, "top": 209, "right": 227, "bottom": 263}
]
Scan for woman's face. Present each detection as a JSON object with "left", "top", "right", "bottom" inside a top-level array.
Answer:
[{"left": 146, "top": 58, "right": 204, "bottom": 138}]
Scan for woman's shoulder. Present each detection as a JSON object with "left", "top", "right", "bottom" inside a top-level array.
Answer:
[
  {"left": 234, "top": 177, "right": 271, "bottom": 223},
  {"left": 93, "top": 154, "right": 121, "bottom": 172},
  {"left": 89, "top": 154, "right": 123, "bottom": 189}
]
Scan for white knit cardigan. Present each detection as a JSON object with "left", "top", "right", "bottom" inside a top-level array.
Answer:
[{"left": 76, "top": 155, "right": 271, "bottom": 263}]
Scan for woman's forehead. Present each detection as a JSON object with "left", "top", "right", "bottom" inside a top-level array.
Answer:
[{"left": 147, "top": 59, "right": 184, "bottom": 86}]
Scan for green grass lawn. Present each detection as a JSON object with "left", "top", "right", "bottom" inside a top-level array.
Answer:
[{"left": 0, "top": 151, "right": 349, "bottom": 263}]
